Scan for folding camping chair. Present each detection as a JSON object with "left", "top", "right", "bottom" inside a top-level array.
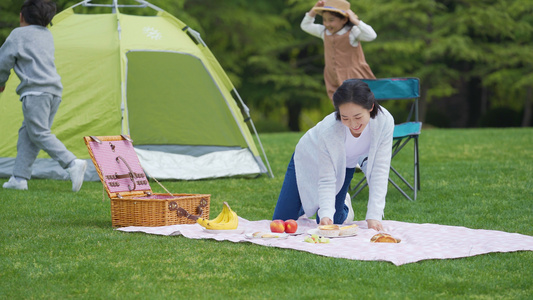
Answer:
[{"left": 350, "top": 77, "right": 421, "bottom": 201}]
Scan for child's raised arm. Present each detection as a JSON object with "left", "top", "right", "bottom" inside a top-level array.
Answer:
[
  {"left": 347, "top": 10, "right": 360, "bottom": 26},
  {"left": 309, "top": 0, "right": 325, "bottom": 18}
]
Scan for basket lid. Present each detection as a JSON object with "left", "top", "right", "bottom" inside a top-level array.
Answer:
[{"left": 84, "top": 135, "right": 152, "bottom": 198}]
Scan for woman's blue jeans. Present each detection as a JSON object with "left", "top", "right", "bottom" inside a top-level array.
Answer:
[{"left": 272, "top": 154, "right": 355, "bottom": 224}]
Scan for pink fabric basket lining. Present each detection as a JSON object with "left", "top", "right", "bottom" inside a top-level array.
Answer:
[{"left": 88, "top": 140, "right": 151, "bottom": 194}]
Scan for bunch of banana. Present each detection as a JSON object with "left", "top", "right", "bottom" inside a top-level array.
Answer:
[{"left": 197, "top": 201, "right": 238, "bottom": 230}]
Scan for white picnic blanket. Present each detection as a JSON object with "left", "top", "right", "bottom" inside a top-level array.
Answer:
[{"left": 116, "top": 217, "right": 533, "bottom": 266}]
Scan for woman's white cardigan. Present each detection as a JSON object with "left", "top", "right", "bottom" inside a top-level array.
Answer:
[{"left": 294, "top": 108, "right": 394, "bottom": 221}]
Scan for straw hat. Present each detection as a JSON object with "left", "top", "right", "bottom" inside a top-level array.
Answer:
[{"left": 312, "top": 0, "right": 350, "bottom": 17}]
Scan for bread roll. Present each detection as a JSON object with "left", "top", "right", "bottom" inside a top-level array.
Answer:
[{"left": 370, "top": 233, "right": 400, "bottom": 243}]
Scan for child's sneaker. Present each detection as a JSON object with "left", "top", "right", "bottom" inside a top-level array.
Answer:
[
  {"left": 2, "top": 176, "right": 28, "bottom": 190},
  {"left": 68, "top": 159, "right": 87, "bottom": 192}
]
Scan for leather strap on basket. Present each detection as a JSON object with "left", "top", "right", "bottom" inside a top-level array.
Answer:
[
  {"left": 115, "top": 155, "right": 136, "bottom": 191},
  {"left": 135, "top": 157, "right": 208, "bottom": 220},
  {"left": 168, "top": 198, "right": 208, "bottom": 221},
  {"left": 142, "top": 166, "right": 173, "bottom": 198}
]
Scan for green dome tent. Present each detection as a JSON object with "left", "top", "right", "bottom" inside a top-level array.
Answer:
[{"left": 0, "top": 0, "right": 272, "bottom": 181}]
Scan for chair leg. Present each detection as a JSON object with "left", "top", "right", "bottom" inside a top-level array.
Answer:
[
  {"left": 415, "top": 136, "right": 421, "bottom": 191},
  {"left": 349, "top": 176, "right": 368, "bottom": 199},
  {"left": 390, "top": 165, "right": 415, "bottom": 191},
  {"left": 388, "top": 178, "right": 414, "bottom": 201},
  {"left": 389, "top": 135, "right": 420, "bottom": 201},
  {"left": 350, "top": 135, "right": 420, "bottom": 201}
]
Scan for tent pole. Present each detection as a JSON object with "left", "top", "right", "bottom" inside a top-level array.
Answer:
[{"left": 232, "top": 88, "right": 274, "bottom": 178}]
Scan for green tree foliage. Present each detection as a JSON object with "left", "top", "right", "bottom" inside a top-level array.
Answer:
[
  {"left": 179, "top": 0, "right": 327, "bottom": 131},
  {"left": 476, "top": 0, "right": 533, "bottom": 126},
  {"left": 1, "top": 0, "right": 531, "bottom": 129},
  {"left": 0, "top": 0, "right": 22, "bottom": 39},
  {"left": 358, "top": 0, "right": 533, "bottom": 127}
]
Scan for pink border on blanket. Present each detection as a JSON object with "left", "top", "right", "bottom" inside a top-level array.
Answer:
[{"left": 117, "top": 217, "right": 533, "bottom": 266}]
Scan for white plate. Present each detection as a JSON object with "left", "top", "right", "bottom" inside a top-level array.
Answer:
[
  {"left": 307, "top": 228, "right": 358, "bottom": 238},
  {"left": 285, "top": 230, "right": 305, "bottom": 236},
  {"left": 245, "top": 232, "right": 289, "bottom": 239},
  {"left": 202, "top": 228, "right": 244, "bottom": 234}
]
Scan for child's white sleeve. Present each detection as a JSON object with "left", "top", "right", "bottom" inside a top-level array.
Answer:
[
  {"left": 300, "top": 13, "right": 325, "bottom": 39},
  {"left": 350, "top": 20, "right": 377, "bottom": 44}
]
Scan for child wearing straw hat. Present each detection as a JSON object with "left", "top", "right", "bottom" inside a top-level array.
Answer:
[{"left": 301, "top": 0, "right": 376, "bottom": 101}]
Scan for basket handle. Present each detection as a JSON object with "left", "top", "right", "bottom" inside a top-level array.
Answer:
[
  {"left": 115, "top": 155, "right": 136, "bottom": 191},
  {"left": 168, "top": 198, "right": 208, "bottom": 221}
]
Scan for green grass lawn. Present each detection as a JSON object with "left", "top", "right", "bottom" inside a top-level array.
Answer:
[{"left": 1, "top": 128, "right": 532, "bottom": 299}]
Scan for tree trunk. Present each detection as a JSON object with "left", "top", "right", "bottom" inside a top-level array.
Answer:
[
  {"left": 481, "top": 85, "right": 488, "bottom": 115},
  {"left": 419, "top": 83, "right": 428, "bottom": 124},
  {"left": 287, "top": 101, "right": 302, "bottom": 132},
  {"left": 522, "top": 86, "right": 532, "bottom": 127}
]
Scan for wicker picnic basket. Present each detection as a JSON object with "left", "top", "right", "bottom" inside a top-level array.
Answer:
[{"left": 84, "top": 135, "right": 210, "bottom": 227}]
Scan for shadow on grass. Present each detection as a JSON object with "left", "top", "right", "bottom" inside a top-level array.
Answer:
[{"left": 50, "top": 216, "right": 112, "bottom": 230}]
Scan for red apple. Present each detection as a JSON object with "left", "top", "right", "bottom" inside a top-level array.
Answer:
[
  {"left": 270, "top": 219, "right": 285, "bottom": 233},
  {"left": 284, "top": 219, "right": 298, "bottom": 233}
]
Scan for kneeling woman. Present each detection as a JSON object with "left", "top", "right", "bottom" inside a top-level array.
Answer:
[{"left": 272, "top": 79, "right": 394, "bottom": 231}]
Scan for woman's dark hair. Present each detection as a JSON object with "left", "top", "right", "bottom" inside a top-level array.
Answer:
[
  {"left": 21, "top": 0, "right": 56, "bottom": 27},
  {"left": 333, "top": 79, "right": 382, "bottom": 119}
]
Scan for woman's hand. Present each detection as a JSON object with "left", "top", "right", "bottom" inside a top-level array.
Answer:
[
  {"left": 347, "top": 10, "right": 360, "bottom": 26},
  {"left": 367, "top": 219, "right": 383, "bottom": 231},
  {"left": 0, "top": 86, "right": 5, "bottom": 93},
  {"left": 309, "top": 0, "right": 324, "bottom": 17},
  {"left": 319, "top": 217, "right": 333, "bottom": 225}
]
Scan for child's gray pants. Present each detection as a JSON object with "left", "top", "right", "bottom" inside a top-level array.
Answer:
[{"left": 13, "top": 94, "right": 76, "bottom": 180}]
